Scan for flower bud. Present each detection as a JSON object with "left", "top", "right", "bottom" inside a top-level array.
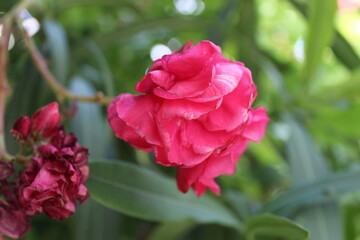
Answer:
[
  {"left": 11, "top": 116, "right": 31, "bottom": 142},
  {"left": 31, "top": 102, "right": 60, "bottom": 139}
]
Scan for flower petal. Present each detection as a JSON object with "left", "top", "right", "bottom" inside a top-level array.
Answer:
[
  {"left": 154, "top": 118, "right": 212, "bottom": 167},
  {"left": 158, "top": 98, "right": 221, "bottom": 120},
  {"left": 164, "top": 41, "right": 221, "bottom": 79},
  {"left": 176, "top": 137, "right": 249, "bottom": 197},
  {"left": 108, "top": 94, "right": 163, "bottom": 150},
  {"left": 199, "top": 66, "right": 256, "bottom": 131},
  {"left": 242, "top": 107, "right": 269, "bottom": 142},
  {"left": 191, "top": 62, "right": 244, "bottom": 102},
  {"left": 108, "top": 96, "right": 152, "bottom": 151}
]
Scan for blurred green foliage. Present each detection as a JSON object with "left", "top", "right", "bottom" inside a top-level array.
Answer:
[{"left": 2, "top": 0, "right": 360, "bottom": 239}]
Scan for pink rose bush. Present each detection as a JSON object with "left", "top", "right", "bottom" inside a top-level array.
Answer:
[
  {"left": 0, "top": 102, "right": 89, "bottom": 239},
  {"left": 108, "top": 41, "right": 269, "bottom": 197}
]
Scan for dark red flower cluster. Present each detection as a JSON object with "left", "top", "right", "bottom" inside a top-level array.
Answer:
[{"left": 0, "top": 103, "right": 89, "bottom": 239}]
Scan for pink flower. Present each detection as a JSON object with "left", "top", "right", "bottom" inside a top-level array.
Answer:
[
  {"left": 108, "top": 41, "right": 269, "bottom": 196},
  {"left": 18, "top": 128, "right": 89, "bottom": 221},
  {"left": 31, "top": 102, "right": 60, "bottom": 139}
]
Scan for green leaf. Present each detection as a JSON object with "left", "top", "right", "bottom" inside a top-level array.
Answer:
[
  {"left": 84, "top": 40, "right": 115, "bottom": 97},
  {"left": 245, "top": 214, "right": 309, "bottom": 240},
  {"left": 88, "top": 161, "right": 242, "bottom": 229},
  {"left": 297, "top": 203, "right": 343, "bottom": 240},
  {"left": 279, "top": 116, "right": 343, "bottom": 239},
  {"left": 285, "top": 116, "right": 329, "bottom": 185},
  {"left": 149, "top": 220, "right": 196, "bottom": 240},
  {"left": 302, "top": 0, "right": 337, "bottom": 87},
  {"left": 343, "top": 202, "right": 360, "bottom": 240},
  {"left": 332, "top": 31, "right": 360, "bottom": 70},
  {"left": 262, "top": 169, "right": 360, "bottom": 214},
  {"left": 43, "top": 20, "right": 69, "bottom": 84}
]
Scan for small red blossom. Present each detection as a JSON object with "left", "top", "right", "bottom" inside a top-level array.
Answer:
[
  {"left": 108, "top": 40, "right": 269, "bottom": 197},
  {"left": 18, "top": 128, "right": 89, "bottom": 221}
]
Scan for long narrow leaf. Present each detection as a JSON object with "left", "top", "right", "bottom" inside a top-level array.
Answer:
[
  {"left": 88, "top": 161, "right": 242, "bottom": 229},
  {"left": 262, "top": 168, "right": 360, "bottom": 214},
  {"left": 302, "top": 0, "right": 337, "bottom": 87},
  {"left": 245, "top": 214, "right": 309, "bottom": 240}
]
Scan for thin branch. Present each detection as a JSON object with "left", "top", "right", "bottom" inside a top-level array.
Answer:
[
  {"left": 18, "top": 21, "right": 113, "bottom": 105},
  {"left": 0, "top": 19, "right": 12, "bottom": 160}
]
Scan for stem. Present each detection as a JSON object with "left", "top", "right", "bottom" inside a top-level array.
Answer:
[
  {"left": 0, "top": 0, "right": 35, "bottom": 161},
  {"left": 18, "top": 23, "right": 113, "bottom": 105},
  {"left": 0, "top": 19, "right": 12, "bottom": 160}
]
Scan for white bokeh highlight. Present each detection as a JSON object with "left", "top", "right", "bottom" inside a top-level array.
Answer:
[
  {"left": 20, "top": 9, "right": 40, "bottom": 37},
  {"left": 294, "top": 37, "right": 304, "bottom": 63},
  {"left": 150, "top": 44, "right": 172, "bottom": 61},
  {"left": 174, "top": 0, "right": 204, "bottom": 15}
]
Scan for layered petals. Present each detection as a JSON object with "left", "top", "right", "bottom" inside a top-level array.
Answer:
[
  {"left": 18, "top": 128, "right": 89, "bottom": 221},
  {"left": 107, "top": 40, "right": 269, "bottom": 197},
  {"left": 108, "top": 94, "right": 162, "bottom": 151},
  {"left": 176, "top": 137, "right": 249, "bottom": 197}
]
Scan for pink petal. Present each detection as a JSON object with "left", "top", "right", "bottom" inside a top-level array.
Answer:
[
  {"left": 191, "top": 62, "right": 244, "bottom": 102},
  {"left": 158, "top": 98, "right": 221, "bottom": 120},
  {"left": 154, "top": 118, "right": 212, "bottom": 167},
  {"left": 176, "top": 137, "right": 249, "bottom": 197},
  {"left": 181, "top": 120, "right": 235, "bottom": 154},
  {"left": 107, "top": 94, "right": 162, "bottom": 151},
  {"left": 153, "top": 66, "right": 213, "bottom": 99},
  {"left": 135, "top": 59, "right": 165, "bottom": 93},
  {"left": 163, "top": 41, "right": 221, "bottom": 79},
  {"left": 149, "top": 70, "right": 176, "bottom": 89},
  {"left": 242, "top": 107, "right": 269, "bottom": 142},
  {"left": 135, "top": 74, "right": 158, "bottom": 94},
  {"left": 108, "top": 97, "right": 152, "bottom": 151},
  {"left": 199, "top": 66, "right": 256, "bottom": 131}
]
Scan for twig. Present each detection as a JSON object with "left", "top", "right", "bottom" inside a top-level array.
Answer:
[
  {"left": 0, "top": 19, "right": 12, "bottom": 160},
  {"left": 0, "top": 0, "right": 40, "bottom": 161},
  {"left": 19, "top": 25, "right": 113, "bottom": 105}
]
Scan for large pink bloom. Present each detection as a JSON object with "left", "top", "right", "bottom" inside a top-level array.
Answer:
[{"left": 108, "top": 41, "right": 269, "bottom": 197}]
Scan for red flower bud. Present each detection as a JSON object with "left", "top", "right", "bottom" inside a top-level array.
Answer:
[
  {"left": 31, "top": 102, "right": 60, "bottom": 139},
  {"left": 11, "top": 116, "right": 31, "bottom": 141}
]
